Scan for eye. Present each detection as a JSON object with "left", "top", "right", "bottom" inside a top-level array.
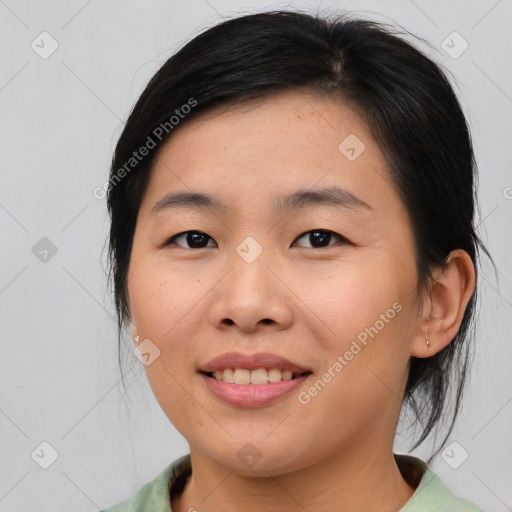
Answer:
[
  {"left": 293, "top": 229, "right": 347, "bottom": 249},
  {"left": 163, "top": 230, "right": 216, "bottom": 249},
  {"left": 162, "top": 229, "right": 348, "bottom": 250}
]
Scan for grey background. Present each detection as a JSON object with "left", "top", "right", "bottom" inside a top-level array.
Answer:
[{"left": 0, "top": 0, "right": 511, "bottom": 511}]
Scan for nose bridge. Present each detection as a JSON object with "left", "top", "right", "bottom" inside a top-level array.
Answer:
[
  {"left": 235, "top": 233, "right": 267, "bottom": 266},
  {"left": 230, "top": 235, "right": 274, "bottom": 295}
]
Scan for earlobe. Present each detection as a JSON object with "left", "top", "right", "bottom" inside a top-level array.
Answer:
[
  {"left": 411, "top": 249, "right": 476, "bottom": 358},
  {"left": 130, "top": 322, "right": 139, "bottom": 345}
]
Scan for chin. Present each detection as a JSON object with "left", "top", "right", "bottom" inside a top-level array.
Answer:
[{"left": 197, "top": 439, "right": 313, "bottom": 477}]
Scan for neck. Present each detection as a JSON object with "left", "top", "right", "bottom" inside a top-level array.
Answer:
[{"left": 172, "top": 443, "right": 417, "bottom": 512}]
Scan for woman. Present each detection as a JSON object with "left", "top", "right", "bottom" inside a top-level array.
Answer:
[{"left": 102, "top": 10, "right": 488, "bottom": 511}]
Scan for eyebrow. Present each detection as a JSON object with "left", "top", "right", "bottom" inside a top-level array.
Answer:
[{"left": 150, "top": 186, "right": 372, "bottom": 217}]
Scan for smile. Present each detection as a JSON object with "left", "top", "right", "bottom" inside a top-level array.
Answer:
[
  {"left": 204, "top": 367, "right": 308, "bottom": 385},
  {"left": 200, "top": 370, "right": 312, "bottom": 408},
  {"left": 198, "top": 351, "right": 313, "bottom": 407}
]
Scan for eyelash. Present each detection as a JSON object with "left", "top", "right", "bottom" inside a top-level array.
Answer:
[{"left": 162, "top": 229, "right": 350, "bottom": 250}]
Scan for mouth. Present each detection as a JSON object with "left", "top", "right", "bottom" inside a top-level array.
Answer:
[
  {"left": 198, "top": 352, "right": 313, "bottom": 407},
  {"left": 200, "top": 368, "right": 312, "bottom": 385}
]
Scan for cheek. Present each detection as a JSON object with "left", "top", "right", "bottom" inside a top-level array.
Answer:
[
  {"left": 127, "top": 255, "right": 207, "bottom": 340},
  {"left": 310, "top": 255, "right": 419, "bottom": 402},
  {"left": 312, "top": 256, "right": 415, "bottom": 337},
  {"left": 297, "top": 280, "right": 416, "bottom": 442},
  {"left": 127, "top": 258, "right": 204, "bottom": 422},
  {"left": 126, "top": 254, "right": 227, "bottom": 389}
]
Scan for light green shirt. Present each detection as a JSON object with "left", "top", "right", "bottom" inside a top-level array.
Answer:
[{"left": 101, "top": 453, "right": 484, "bottom": 511}]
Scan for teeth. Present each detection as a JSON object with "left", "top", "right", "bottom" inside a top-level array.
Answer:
[
  {"left": 268, "top": 368, "right": 282, "bottom": 382},
  {"left": 211, "top": 368, "right": 296, "bottom": 384},
  {"left": 234, "top": 368, "right": 251, "bottom": 385},
  {"left": 250, "top": 368, "right": 268, "bottom": 384}
]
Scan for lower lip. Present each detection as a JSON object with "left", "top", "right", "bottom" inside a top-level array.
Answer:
[{"left": 200, "top": 373, "right": 310, "bottom": 408}]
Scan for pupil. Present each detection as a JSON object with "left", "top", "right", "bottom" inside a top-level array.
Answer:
[
  {"left": 311, "top": 230, "right": 330, "bottom": 247},
  {"left": 188, "top": 231, "right": 208, "bottom": 248}
]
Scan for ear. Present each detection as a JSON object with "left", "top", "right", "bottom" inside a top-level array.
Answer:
[{"left": 411, "top": 249, "right": 476, "bottom": 358}]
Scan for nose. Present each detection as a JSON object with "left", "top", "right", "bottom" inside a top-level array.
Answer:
[{"left": 208, "top": 253, "right": 294, "bottom": 335}]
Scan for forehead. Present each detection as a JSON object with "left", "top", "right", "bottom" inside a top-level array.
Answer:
[{"left": 141, "top": 90, "right": 402, "bottom": 222}]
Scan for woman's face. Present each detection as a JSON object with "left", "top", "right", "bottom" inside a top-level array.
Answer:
[{"left": 127, "top": 90, "right": 426, "bottom": 475}]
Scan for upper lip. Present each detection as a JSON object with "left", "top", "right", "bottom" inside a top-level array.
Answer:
[{"left": 199, "top": 352, "right": 311, "bottom": 374}]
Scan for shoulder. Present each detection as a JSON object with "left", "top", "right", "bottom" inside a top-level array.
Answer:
[
  {"left": 395, "top": 453, "right": 485, "bottom": 512},
  {"left": 100, "top": 454, "right": 192, "bottom": 512}
]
